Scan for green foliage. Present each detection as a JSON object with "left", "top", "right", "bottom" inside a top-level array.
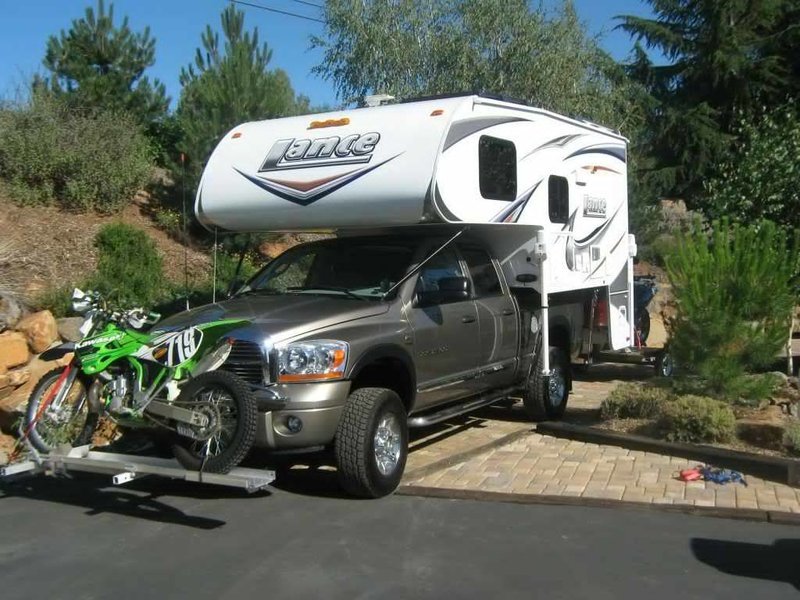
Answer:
[
  {"left": 619, "top": 0, "right": 800, "bottom": 199},
  {"left": 33, "top": 284, "right": 74, "bottom": 319},
  {"left": 703, "top": 104, "right": 800, "bottom": 230},
  {"left": 657, "top": 395, "right": 736, "bottom": 443},
  {"left": 38, "top": 0, "right": 168, "bottom": 130},
  {"left": 784, "top": 421, "right": 800, "bottom": 456},
  {"left": 0, "top": 93, "right": 152, "bottom": 211},
  {"left": 665, "top": 219, "right": 800, "bottom": 399},
  {"left": 88, "top": 222, "right": 165, "bottom": 307},
  {"left": 313, "top": 0, "right": 644, "bottom": 129},
  {"left": 600, "top": 383, "right": 673, "bottom": 420},
  {"left": 176, "top": 5, "right": 309, "bottom": 188}
]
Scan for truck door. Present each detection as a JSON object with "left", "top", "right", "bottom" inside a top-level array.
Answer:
[
  {"left": 459, "top": 245, "right": 519, "bottom": 391},
  {"left": 408, "top": 246, "right": 481, "bottom": 410}
]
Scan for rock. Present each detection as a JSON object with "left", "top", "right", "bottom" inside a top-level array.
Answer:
[
  {"left": 0, "top": 293, "right": 25, "bottom": 332},
  {"left": 0, "top": 331, "right": 30, "bottom": 370},
  {"left": 57, "top": 317, "right": 85, "bottom": 343},
  {"left": 0, "top": 354, "right": 72, "bottom": 422},
  {"left": 15, "top": 310, "right": 59, "bottom": 354},
  {"left": 6, "top": 367, "right": 30, "bottom": 388},
  {"left": 0, "top": 431, "right": 16, "bottom": 465}
]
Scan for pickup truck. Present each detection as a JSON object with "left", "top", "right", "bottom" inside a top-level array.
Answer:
[{"left": 159, "top": 229, "right": 575, "bottom": 497}]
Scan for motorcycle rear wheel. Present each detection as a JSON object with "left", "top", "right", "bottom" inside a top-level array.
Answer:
[{"left": 171, "top": 371, "right": 257, "bottom": 474}]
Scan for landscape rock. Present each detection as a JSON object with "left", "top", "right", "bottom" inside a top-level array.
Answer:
[
  {"left": 0, "top": 354, "right": 72, "bottom": 421},
  {"left": 57, "top": 317, "right": 85, "bottom": 343},
  {"left": 0, "top": 293, "right": 25, "bottom": 331},
  {"left": 0, "top": 331, "right": 30, "bottom": 370},
  {"left": 6, "top": 367, "right": 30, "bottom": 388},
  {"left": 0, "top": 431, "right": 16, "bottom": 466},
  {"left": 15, "top": 310, "right": 59, "bottom": 353}
]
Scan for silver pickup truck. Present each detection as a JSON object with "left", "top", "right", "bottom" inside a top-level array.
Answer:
[{"left": 159, "top": 229, "right": 576, "bottom": 497}]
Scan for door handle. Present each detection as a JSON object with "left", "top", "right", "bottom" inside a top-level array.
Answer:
[
  {"left": 501, "top": 309, "right": 515, "bottom": 316},
  {"left": 461, "top": 315, "right": 476, "bottom": 324}
]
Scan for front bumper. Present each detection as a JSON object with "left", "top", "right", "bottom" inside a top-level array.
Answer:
[{"left": 253, "top": 380, "right": 352, "bottom": 449}]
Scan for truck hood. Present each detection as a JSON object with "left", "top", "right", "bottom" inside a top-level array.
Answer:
[{"left": 156, "top": 294, "right": 390, "bottom": 342}]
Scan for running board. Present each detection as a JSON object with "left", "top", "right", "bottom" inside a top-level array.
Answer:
[
  {"left": 0, "top": 445, "right": 275, "bottom": 493},
  {"left": 408, "top": 387, "right": 518, "bottom": 428}
]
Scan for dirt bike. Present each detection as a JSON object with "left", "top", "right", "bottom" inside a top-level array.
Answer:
[{"left": 23, "top": 289, "right": 258, "bottom": 473}]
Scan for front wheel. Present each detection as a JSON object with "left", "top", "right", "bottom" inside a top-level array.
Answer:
[
  {"left": 24, "top": 366, "right": 97, "bottom": 453},
  {"left": 170, "top": 371, "right": 258, "bottom": 474},
  {"left": 334, "top": 387, "right": 408, "bottom": 498}
]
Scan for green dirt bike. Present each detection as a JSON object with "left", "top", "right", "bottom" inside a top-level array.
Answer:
[{"left": 23, "top": 289, "right": 258, "bottom": 473}]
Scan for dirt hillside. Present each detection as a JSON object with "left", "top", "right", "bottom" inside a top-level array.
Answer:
[{"left": 0, "top": 191, "right": 213, "bottom": 300}]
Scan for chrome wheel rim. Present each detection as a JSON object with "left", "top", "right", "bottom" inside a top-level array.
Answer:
[
  {"left": 373, "top": 413, "right": 402, "bottom": 476},
  {"left": 548, "top": 367, "right": 566, "bottom": 408}
]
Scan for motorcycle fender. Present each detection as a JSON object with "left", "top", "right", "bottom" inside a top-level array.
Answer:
[{"left": 40, "top": 342, "right": 77, "bottom": 362}]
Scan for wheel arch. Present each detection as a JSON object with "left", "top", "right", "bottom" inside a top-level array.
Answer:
[{"left": 347, "top": 345, "right": 416, "bottom": 413}]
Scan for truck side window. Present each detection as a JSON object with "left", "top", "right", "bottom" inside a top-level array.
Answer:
[
  {"left": 479, "top": 136, "right": 516, "bottom": 201},
  {"left": 414, "top": 248, "right": 466, "bottom": 305},
  {"left": 460, "top": 247, "right": 502, "bottom": 297},
  {"left": 548, "top": 175, "right": 569, "bottom": 223}
]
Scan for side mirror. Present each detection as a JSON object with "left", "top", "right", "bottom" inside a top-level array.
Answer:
[{"left": 416, "top": 276, "right": 470, "bottom": 307}]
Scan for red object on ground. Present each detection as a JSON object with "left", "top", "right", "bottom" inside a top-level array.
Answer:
[{"left": 679, "top": 468, "right": 703, "bottom": 482}]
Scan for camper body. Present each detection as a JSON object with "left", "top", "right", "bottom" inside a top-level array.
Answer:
[{"left": 172, "top": 94, "right": 636, "bottom": 497}]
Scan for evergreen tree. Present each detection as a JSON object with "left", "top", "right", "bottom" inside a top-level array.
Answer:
[
  {"left": 40, "top": 0, "right": 168, "bottom": 128},
  {"left": 176, "top": 5, "right": 308, "bottom": 187},
  {"left": 619, "top": 0, "right": 800, "bottom": 199}
]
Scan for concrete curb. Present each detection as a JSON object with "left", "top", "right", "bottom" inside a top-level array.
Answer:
[
  {"left": 404, "top": 427, "right": 532, "bottom": 482},
  {"left": 398, "top": 485, "right": 800, "bottom": 526},
  {"left": 537, "top": 421, "right": 800, "bottom": 487}
]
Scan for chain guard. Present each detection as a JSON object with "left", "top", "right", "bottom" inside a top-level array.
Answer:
[{"left": 173, "top": 401, "right": 220, "bottom": 442}]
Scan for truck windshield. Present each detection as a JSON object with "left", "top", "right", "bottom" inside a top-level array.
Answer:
[{"left": 240, "top": 238, "right": 417, "bottom": 300}]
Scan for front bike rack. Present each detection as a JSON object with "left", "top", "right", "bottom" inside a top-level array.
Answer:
[{"left": 1, "top": 444, "right": 275, "bottom": 493}]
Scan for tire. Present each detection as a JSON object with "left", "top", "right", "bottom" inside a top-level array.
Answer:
[
  {"left": 171, "top": 371, "right": 258, "bottom": 474},
  {"left": 24, "top": 366, "right": 97, "bottom": 453},
  {"left": 334, "top": 387, "right": 408, "bottom": 498},
  {"left": 636, "top": 308, "right": 651, "bottom": 345},
  {"left": 655, "top": 350, "right": 675, "bottom": 378},
  {"left": 522, "top": 345, "right": 570, "bottom": 421}
]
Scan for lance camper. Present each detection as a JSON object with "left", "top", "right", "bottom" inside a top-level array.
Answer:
[{"left": 177, "top": 93, "right": 647, "bottom": 497}]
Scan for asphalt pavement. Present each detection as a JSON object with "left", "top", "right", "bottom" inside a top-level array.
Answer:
[{"left": 0, "top": 469, "right": 797, "bottom": 599}]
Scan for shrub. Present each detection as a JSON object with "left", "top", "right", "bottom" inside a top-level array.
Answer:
[
  {"left": 33, "top": 284, "right": 75, "bottom": 318},
  {"left": 0, "top": 93, "right": 152, "bottom": 212},
  {"left": 665, "top": 219, "right": 800, "bottom": 400},
  {"left": 784, "top": 421, "right": 800, "bottom": 457},
  {"left": 600, "top": 383, "right": 673, "bottom": 420},
  {"left": 657, "top": 395, "right": 736, "bottom": 443},
  {"left": 87, "top": 223, "right": 165, "bottom": 308}
]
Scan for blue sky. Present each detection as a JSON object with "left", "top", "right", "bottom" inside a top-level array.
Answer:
[{"left": 0, "top": 0, "right": 656, "bottom": 108}]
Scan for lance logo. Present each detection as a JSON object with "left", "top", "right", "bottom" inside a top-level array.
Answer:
[
  {"left": 235, "top": 131, "right": 399, "bottom": 206},
  {"left": 259, "top": 132, "right": 381, "bottom": 172}
]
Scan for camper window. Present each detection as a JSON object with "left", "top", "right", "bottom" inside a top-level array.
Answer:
[
  {"left": 479, "top": 136, "right": 516, "bottom": 201},
  {"left": 548, "top": 175, "right": 569, "bottom": 223}
]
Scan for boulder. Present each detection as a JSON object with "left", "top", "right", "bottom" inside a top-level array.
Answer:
[
  {"left": 15, "top": 310, "right": 59, "bottom": 354},
  {"left": 6, "top": 367, "right": 30, "bottom": 388},
  {"left": 0, "top": 354, "right": 71, "bottom": 420},
  {"left": 0, "top": 293, "right": 25, "bottom": 332},
  {"left": 0, "top": 331, "right": 30, "bottom": 370},
  {"left": 57, "top": 317, "right": 85, "bottom": 343}
]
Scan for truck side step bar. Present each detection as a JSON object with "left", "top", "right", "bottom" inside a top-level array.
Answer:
[
  {"left": 0, "top": 445, "right": 275, "bottom": 493},
  {"left": 408, "top": 387, "right": 518, "bottom": 428}
]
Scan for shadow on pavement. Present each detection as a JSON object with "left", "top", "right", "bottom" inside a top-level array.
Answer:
[
  {"left": 691, "top": 538, "right": 800, "bottom": 590},
  {"left": 0, "top": 474, "right": 232, "bottom": 530}
]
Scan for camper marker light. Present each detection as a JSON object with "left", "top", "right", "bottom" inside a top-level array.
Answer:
[
  {"left": 231, "top": 132, "right": 243, "bottom": 139},
  {"left": 430, "top": 109, "right": 444, "bottom": 116},
  {"left": 309, "top": 117, "right": 350, "bottom": 130},
  {"left": 277, "top": 340, "right": 348, "bottom": 382}
]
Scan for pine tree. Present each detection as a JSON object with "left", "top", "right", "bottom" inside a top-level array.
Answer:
[
  {"left": 176, "top": 5, "right": 308, "bottom": 187},
  {"left": 619, "top": 0, "right": 800, "bottom": 200},
  {"left": 40, "top": 0, "right": 168, "bottom": 128}
]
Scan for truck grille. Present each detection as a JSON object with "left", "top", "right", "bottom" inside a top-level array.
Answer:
[{"left": 222, "top": 340, "right": 266, "bottom": 386}]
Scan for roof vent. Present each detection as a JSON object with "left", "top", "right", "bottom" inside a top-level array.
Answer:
[{"left": 364, "top": 94, "right": 395, "bottom": 107}]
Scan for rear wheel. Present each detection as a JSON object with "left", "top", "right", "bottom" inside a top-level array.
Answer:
[
  {"left": 522, "top": 345, "right": 570, "bottom": 421},
  {"left": 335, "top": 387, "right": 408, "bottom": 498},
  {"left": 171, "top": 371, "right": 258, "bottom": 474},
  {"left": 24, "top": 366, "right": 97, "bottom": 453}
]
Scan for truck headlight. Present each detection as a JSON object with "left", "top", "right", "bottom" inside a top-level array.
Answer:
[{"left": 276, "top": 340, "right": 348, "bottom": 383}]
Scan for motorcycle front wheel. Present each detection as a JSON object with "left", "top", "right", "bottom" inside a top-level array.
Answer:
[
  {"left": 24, "top": 366, "right": 97, "bottom": 453},
  {"left": 171, "top": 371, "right": 257, "bottom": 474}
]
